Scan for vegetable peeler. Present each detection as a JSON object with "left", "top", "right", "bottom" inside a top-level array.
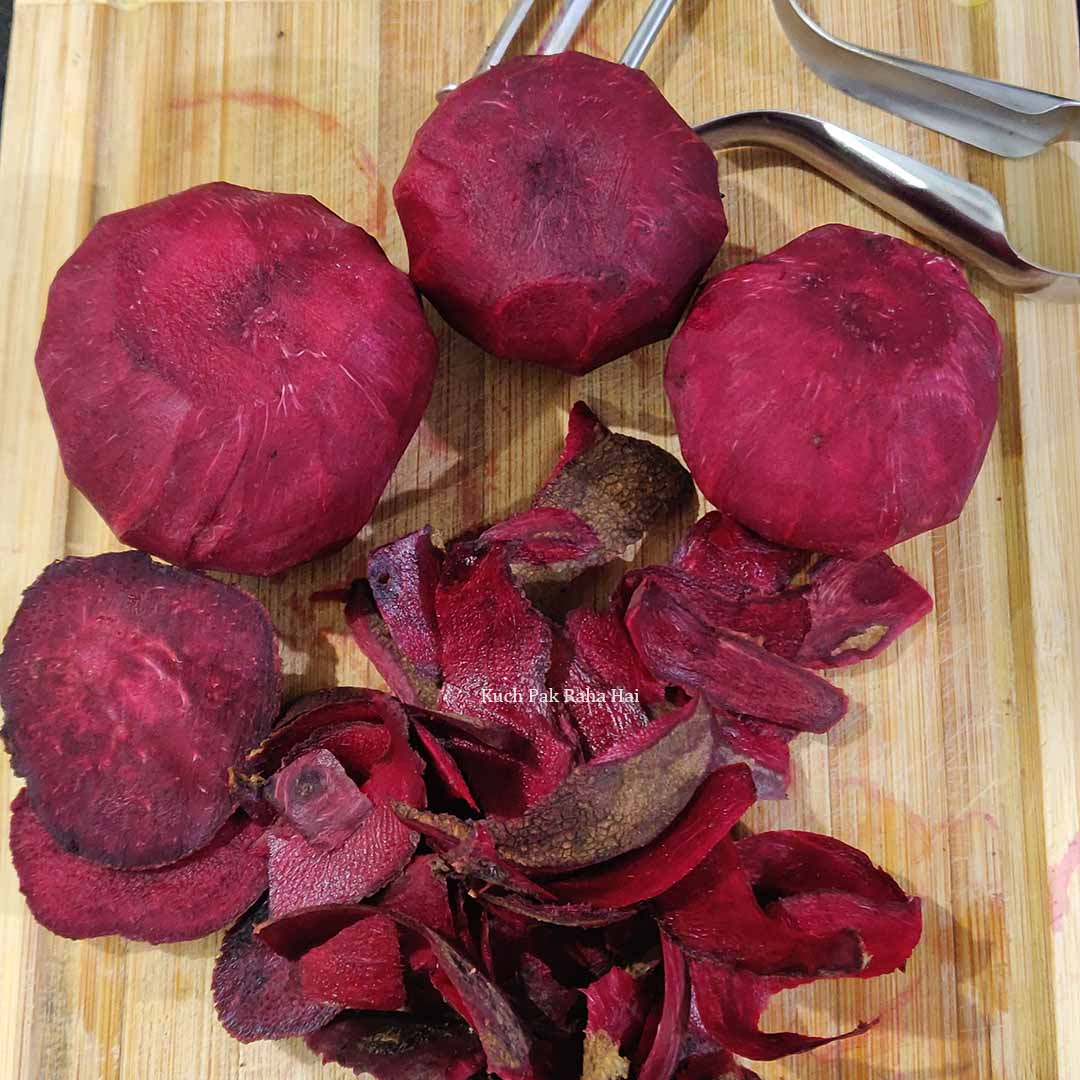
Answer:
[
  {"left": 772, "top": 0, "right": 1080, "bottom": 159},
  {"left": 437, "top": 0, "right": 675, "bottom": 99}
]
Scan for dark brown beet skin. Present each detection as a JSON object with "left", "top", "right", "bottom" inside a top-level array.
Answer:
[
  {"left": 0, "top": 552, "right": 280, "bottom": 868},
  {"left": 394, "top": 52, "right": 728, "bottom": 374},
  {"left": 36, "top": 182, "right": 438, "bottom": 576},
  {"left": 666, "top": 224, "right": 1002, "bottom": 558}
]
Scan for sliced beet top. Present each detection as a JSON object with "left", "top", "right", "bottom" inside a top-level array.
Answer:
[
  {"left": 0, "top": 552, "right": 280, "bottom": 868},
  {"left": 36, "top": 181, "right": 438, "bottom": 575},
  {"left": 394, "top": 52, "right": 728, "bottom": 374},
  {"left": 666, "top": 224, "right": 1002, "bottom": 558},
  {"left": 9, "top": 791, "right": 267, "bottom": 944}
]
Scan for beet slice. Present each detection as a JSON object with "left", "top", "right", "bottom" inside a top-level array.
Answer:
[
  {"left": 550, "top": 608, "right": 666, "bottom": 760},
  {"left": 671, "top": 512, "right": 810, "bottom": 601},
  {"left": 342, "top": 580, "right": 440, "bottom": 707},
  {"left": 394, "top": 54, "right": 728, "bottom": 374},
  {"left": 213, "top": 898, "right": 340, "bottom": 1043},
  {"left": 0, "top": 551, "right": 280, "bottom": 868},
  {"left": 298, "top": 912, "right": 406, "bottom": 1009},
  {"left": 795, "top": 553, "right": 933, "bottom": 668},
  {"left": 406, "top": 923, "right": 536, "bottom": 1080},
  {"left": 582, "top": 967, "right": 649, "bottom": 1080},
  {"left": 689, "top": 961, "right": 874, "bottom": 1062},
  {"left": 367, "top": 527, "right": 444, "bottom": 679},
  {"left": 305, "top": 1012, "right": 484, "bottom": 1079},
  {"left": 637, "top": 934, "right": 690, "bottom": 1080},
  {"left": 548, "top": 764, "right": 755, "bottom": 908},
  {"left": 256, "top": 903, "right": 371, "bottom": 959},
  {"left": 268, "top": 748, "right": 373, "bottom": 847},
  {"left": 436, "top": 545, "right": 575, "bottom": 816},
  {"left": 712, "top": 715, "right": 793, "bottom": 801},
  {"left": 735, "top": 830, "right": 923, "bottom": 978},
  {"left": 625, "top": 577, "right": 847, "bottom": 733},
  {"left": 411, "top": 720, "right": 479, "bottom": 811},
  {"left": 246, "top": 688, "right": 395, "bottom": 780},
  {"left": 483, "top": 508, "right": 602, "bottom": 580},
  {"left": 666, "top": 224, "right": 1002, "bottom": 559},
  {"left": 520, "top": 953, "right": 580, "bottom": 1034},
  {"left": 9, "top": 791, "right": 267, "bottom": 943},
  {"left": 480, "top": 892, "right": 634, "bottom": 929},
  {"left": 481, "top": 697, "right": 717, "bottom": 873},
  {"left": 37, "top": 182, "right": 438, "bottom": 576},
  {"left": 563, "top": 608, "right": 668, "bottom": 709},
  {"left": 488, "top": 403, "right": 693, "bottom": 583},
  {"left": 267, "top": 808, "right": 417, "bottom": 918},
  {"left": 442, "top": 823, "right": 559, "bottom": 901},
  {"left": 381, "top": 855, "right": 454, "bottom": 929},
  {"left": 655, "top": 838, "right": 866, "bottom": 977}
]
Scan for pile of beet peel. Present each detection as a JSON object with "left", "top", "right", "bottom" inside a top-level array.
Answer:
[{"left": 0, "top": 404, "right": 933, "bottom": 1078}]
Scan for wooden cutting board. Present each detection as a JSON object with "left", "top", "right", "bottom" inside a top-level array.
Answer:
[{"left": 1, "top": 1, "right": 1079, "bottom": 1077}]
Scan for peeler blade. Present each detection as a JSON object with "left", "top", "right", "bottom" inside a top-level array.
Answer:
[{"left": 772, "top": 0, "right": 1080, "bottom": 158}]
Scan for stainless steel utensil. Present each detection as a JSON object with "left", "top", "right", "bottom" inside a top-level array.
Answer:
[
  {"left": 438, "top": 0, "right": 678, "bottom": 99},
  {"left": 772, "top": 0, "right": 1080, "bottom": 158},
  {"left": 696, "top": 109, "right": 1080, "bottom": 301}
]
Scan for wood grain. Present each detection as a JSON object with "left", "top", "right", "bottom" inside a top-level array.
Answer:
[{"left": 1, "top": 1, "right": 1078, "bottom": 1077}]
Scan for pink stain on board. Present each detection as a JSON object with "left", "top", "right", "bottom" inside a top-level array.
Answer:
[
  {"left": 1050, "top": 830, "right": 1080, "bottom": 932},
  {"left": 169, "top": 90, "right": 386, "bottom": 235},
  {"left": 170, "top": 90, "right": 340, "bottom": 132}
]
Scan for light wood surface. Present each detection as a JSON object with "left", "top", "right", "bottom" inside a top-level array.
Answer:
[{"left": 1, "top": 1, "right": 1078, "bottom": 1077}]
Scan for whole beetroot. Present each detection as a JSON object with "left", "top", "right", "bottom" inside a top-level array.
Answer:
[
  {"left": 394, "top": 52, "right": 729, "bottom": 374},
  {"left": 36, "top": 182, "right": 438, "bottom": 576},
  {"left": 665, "top": 225, "right": 1002, "bottom": 558}
]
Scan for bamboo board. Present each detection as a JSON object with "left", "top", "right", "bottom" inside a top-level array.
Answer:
[{"left": 1, "top": 1, "right": 1079, "bottom": 1077}]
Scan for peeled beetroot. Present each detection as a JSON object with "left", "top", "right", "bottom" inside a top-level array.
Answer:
[
  {"left": 0, "top": 552, "right": 280, "bottom": 868},
  {"left": 394, "top": 52, "right": 728, "bottom": 373},
  {"left": 666, "top": 224, "right": 1002, "bottom": 558},
  {"left": 9, "top": 791, "right": 267, "bottom": 943},
  {"left": 36, "top": 181, "right": 437, "bottom": 575}
]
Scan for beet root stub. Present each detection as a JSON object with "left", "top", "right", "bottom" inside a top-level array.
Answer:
[
  {"left": 212, "top": 899, "right": 341, "bottom": 1043},
  {"left": 0, "top": 551, "right": 280, "bottom": 868},
  {"left": 625, "top": 577, "right": 847, "bottom": 733},
  {"left": 394, "top": 53, "right": 728, "bottom": 374},
  {"left": 305, "top": 1012, "right": 485, "bottom": 1080},
  {"left": 9, "top": 792, "right": 267, "bottom": 943},
  {"left": 36, "top": 182, "right": 438, "bottom": 576},
  {"left": 666, "top": 224, "right": 1002, "bottom": 558}
]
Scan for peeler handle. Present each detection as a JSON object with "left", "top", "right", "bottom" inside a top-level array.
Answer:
[{"left": 694, "top": 110, "right": 1078, "bottom": 301}]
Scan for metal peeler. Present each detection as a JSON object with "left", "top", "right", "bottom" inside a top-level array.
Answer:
[
  {"left": 440, "top": 0, "right": 1079, "bottom": 301},
  {"left": 437, "top": 0, "right": 676, "bottom": 99},
  {"left": 772, "top": 0, "right": 1080, "bottom": 159}
]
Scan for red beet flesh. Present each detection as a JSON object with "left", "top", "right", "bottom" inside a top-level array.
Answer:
[
  {"left": 394, "top": 53, "right": 728, "bottom": 373},
  {"left": 0, "top": 552, "right": 280, "bottom": 868},
  {"left": 666, "top": 224, "right": 1002, "bottom": 557},
  {"left": 36, "top": 181, "right": 437, "bottom": 575},
  {"left": 9, "top": 792, "right": 267, "bottom": 943}
]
